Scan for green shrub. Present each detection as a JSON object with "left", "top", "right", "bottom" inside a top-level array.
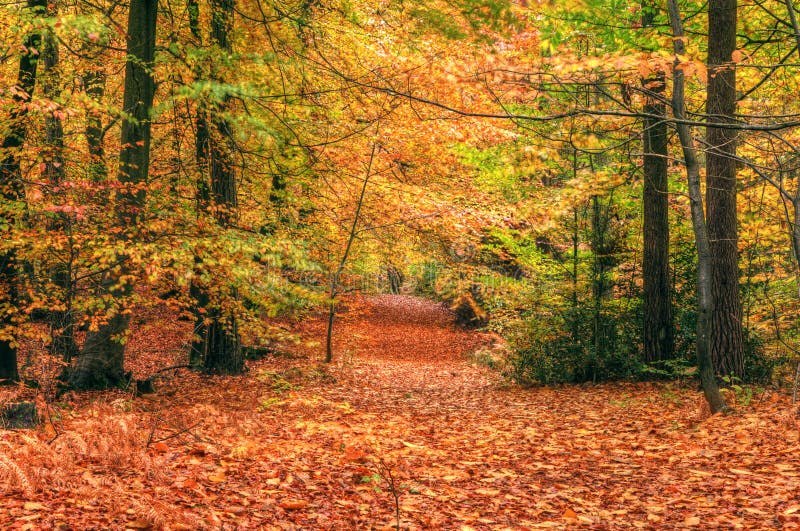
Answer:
[{"left": 507, "top": 334, "right": 644, "bottom": 385}]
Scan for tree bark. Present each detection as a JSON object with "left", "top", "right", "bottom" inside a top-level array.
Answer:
[
  {"left": 69, "top": 0, "right": 157, "bottom": 389},
  {"left": 706, "top": 0, "right": 743, "bottom": 379},
  {"left": 188, "top": 0, "right": 244, "bottom": 374},
  {"left": 84, "top": 67, "right": 108, "bottom": 182},
  {"left": 668, "top": 0, "right": 728, "bottom": 413},
  {"left": 0, "top": 0, "right": 46, "bottom": 384},
  {"left": 642, "top": 71, "right": 674, "bottom": 363},
  {"left": 42, "top": 9, "right": 78, "bottom": 363}
]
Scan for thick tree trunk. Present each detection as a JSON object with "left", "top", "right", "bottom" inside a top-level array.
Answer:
[
  {"left": 69, "top": 0, "right": 157, "bottom": 389},
  {"left": 706, "top": 0, "right": 743, "bottom": 379},
  {"left": 197, "top": 308, "right": 242, "bottom": 374},
  {"left": 642, "top": 72, "right": 674, "bottom": 363},
  {"left": 0, "top": 0, "right": 46, "bottom": 384},
  {"left": 668, "top": 0, "right": 728, "bottom": 413},
  {"left": 201, "top": 108, "right": 243, "bottom": 374}
]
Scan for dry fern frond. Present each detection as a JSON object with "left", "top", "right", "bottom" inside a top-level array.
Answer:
[
  {"left": 55, "top": 430, "right": 89, "bottom": 456},
  {"left": 131, "top": 497, "right": 169, "bottom": 531},
  {"left": 0, "top": 453, "right": 33, "bottom": 494}
]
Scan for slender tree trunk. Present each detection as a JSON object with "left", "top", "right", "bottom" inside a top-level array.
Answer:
[
  {"left": 668, "top": 0, "right": 728, "bottom": 413},
  {"left": 187, "top": 0, "right": 209, "bottom": 367},
  {"left": 69, "top": 0, "right": 157, "bottom": 389},
  {"left": 591, "top": 195, "right": 606, "bottom": 365},
  {"left": 642, "top": 71, "right": 674, "bottom": 363},
  {"left": 325, "top": 145, "right": 376, "bottom": 363},
  {"left": 0, "top": 0, "right": 46, "bottom": 384},
  {"left": 570, "top": 152, "right": 580, "bottom": 346},
  {"left": 187, "top": 0, "right": 243, "bottom": 374},
  {"left": 42, "top": 9, "right": 78, "bottom": 363},
  {"left": 706, "top": 0, "right": 743, "bottom": 379},
  {"left": 84, "top": 67, "right": 108, "bottom": 182}
]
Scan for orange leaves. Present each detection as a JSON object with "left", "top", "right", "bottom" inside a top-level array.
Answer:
[
  {"left": 279, "top": 499, "right": 309, "bottom": 510},
  {"left": 4, "top": 295, "right": 800, "bottom": 528},
  {"left": 343, "top": 445, "right": 369, "bottom": 463},
  {"left": 150, "top": 442, "right": 169, "bottom": 453},
  {"left": 207, "top": 468, "right": 227, "bottom": 483}
]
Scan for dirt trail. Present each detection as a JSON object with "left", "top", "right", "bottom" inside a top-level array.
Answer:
[{"left": 2, "top": 295, "right": 800, "bottom": 530}]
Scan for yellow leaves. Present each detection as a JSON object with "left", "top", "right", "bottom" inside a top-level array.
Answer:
[
  {"left": 684, "top": 516, "right": 702, "bottom": 526},
  {"left": 23, "top": 502, "right": 46, "bottom": 511},
  {"left": 207, "top": 468, "right": 227, "bottom": 483}
]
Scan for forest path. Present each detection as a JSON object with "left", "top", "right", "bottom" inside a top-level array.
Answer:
[
  {"left": 2, "top": 295, "right": 798, "bottom": 530},
  {"left": 264, "top": 295, "right": 796, "bottom": 529}
]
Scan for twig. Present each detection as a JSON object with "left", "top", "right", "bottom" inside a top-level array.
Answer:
[
  {"left": 150, "top": 364, "right": 192, "bottom": 377},
  {"left": 150, "top": 421, "right": 204, "bottom": 444},
  {"left": 376, "top": 458, "right": 401, "bottom": 531},
  {"left": 145, "top": 414, "right": 206, "bottom": 447}
]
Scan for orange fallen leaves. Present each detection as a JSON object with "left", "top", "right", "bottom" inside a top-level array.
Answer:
[
  {"left": 343, "top": 446, "right": 368, "bottom": 463},
  {"left": 279, "top": 499, "right": 309, "bottom": 510},
  {"left": 562, "top": 507, "right": 578, "bottom": 520},
  {"left": 150, "top": 442, "right": 169, "bottom": 453},
  {"left": 2, "top": 295, "right": 800, "bottom": 529},
  {"left": 22, "top": 502, "right": 46, "bottom": 511}
]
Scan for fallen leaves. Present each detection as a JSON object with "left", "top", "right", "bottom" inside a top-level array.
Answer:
[
  {"left": 22, "top": 502, "right": 46, "bottom": 511},
  {"left": 2, "top": 295, "right": 800, "bottom": 529},
  {"left": 279, "top": 499, "right": 309, "bottom": 510}
]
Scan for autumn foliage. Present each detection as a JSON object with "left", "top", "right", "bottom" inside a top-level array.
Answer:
[{"left": 3, "top": 0, "right": 800, "bottom": 526}]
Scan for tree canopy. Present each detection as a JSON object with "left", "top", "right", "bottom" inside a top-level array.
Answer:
[{"left": 1, "top": 0, "right": 800, "bottom": 406}]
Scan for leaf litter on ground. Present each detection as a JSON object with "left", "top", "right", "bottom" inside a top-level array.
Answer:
[{"left": 1, "top": 294, "right": 800, "bottom": 529}]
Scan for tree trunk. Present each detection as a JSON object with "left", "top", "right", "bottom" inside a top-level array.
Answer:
[
  {"left": 591, "top": 194, "right": 610, "bottom": 365},
  {"left": 188, "top": 0, "right": 244, "bottom": 374},
  {"left": 668, "top": 0, "right": 728, "bottom": 413},
  {"left": 42, "top": 12, "right": 78, "bottom": 363},
  {"left": 325, "top": 145, "right": 375, "bottom": 363},
  {"left": 0, "top": 0, "right": 46, "bottom": 384},
  {"left": 706, "top": 0, "right": 743, "bottom": 379},
  {"left": 84, "top": 67, "right": 108, "bottom": 182},
  {"left": 642, "top": 71, "right": 674, "bottom": 364},
  {"left": 69, "top": 0, "right": 157, "bottom": 389}
]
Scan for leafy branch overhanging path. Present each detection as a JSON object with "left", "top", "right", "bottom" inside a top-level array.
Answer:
[{"left": 2, "top": 295, "right": 800, "bottom": 528}]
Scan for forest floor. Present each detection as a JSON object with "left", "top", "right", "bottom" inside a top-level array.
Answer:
[{"left": 2, "top": 294, "right": 800, "bottom": 530}]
